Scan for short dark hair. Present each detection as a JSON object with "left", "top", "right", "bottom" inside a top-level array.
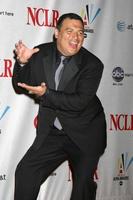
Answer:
[{"left": 56, "top": 13, "right": 84, "bottom": 30}]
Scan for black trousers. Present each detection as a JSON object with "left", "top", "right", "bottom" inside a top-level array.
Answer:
[{"left": 14, "top": 128, "right": 100, "bottom": 200}]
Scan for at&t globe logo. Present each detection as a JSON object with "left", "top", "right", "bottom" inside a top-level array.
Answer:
[
  {"left": 112, "top": 67, "right": 124, "bottom": 83},
  {"left": 117, "top": 20, "right": 133, "bottom": 32},
  {"left": 117, "top": 21, "right": 126, "bottom": 32}
]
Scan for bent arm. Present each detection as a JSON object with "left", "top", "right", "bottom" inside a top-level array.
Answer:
[
  {"left": 41, "top": 62, "right": 104, "bottom": 112},
  {"left": 12, "top": 60, "right": 32, "bottom": 93}
]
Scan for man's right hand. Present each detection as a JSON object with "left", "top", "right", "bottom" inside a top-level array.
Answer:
[{"left": 14, "top": 40, "right": 40, "bottom": 64}]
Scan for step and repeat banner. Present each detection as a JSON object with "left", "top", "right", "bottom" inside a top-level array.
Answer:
[{"left": 0, "top": 0, "right": 133, "bottom": 199}]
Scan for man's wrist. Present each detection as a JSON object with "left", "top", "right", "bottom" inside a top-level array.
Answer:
[
  {"left": 45, "top": 88, "right": 49, "bottom": 95},
  {"left": 16, "top": 56, "right": 29, "bottom": 65}
]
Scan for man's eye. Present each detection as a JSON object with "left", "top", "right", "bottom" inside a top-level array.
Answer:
[
  {"left": 79, "top": 31, "right": 84, "bottom": 35},
  {"left": 67, "top": 30, "right": 72, "bottom": 33}
]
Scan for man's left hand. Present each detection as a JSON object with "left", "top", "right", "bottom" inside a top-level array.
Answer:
[{"left": 17, "top": 82, "right": 47, "bottom": 96}]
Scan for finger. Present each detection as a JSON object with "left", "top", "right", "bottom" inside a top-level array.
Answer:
[
  {"left": 28, "top": 91, "right": 33, "bottom": 94},
  {"left": 15, "top": 42, "right": 22, "bottom": 54},
  {"left": 18, "top": 83, "right": 37, "bottom": 93},
  {"left": 15, "top": 44, "right": 19, "bottom": 54},
  {"left": 18, "top": 40, "right": 22, "bottom": 43},
  {"left": 41, "top": 82, "right": 46, "bottom": 87},
  {"left": 18, "top": 40, "right": 23, "bottom": 47},
  {"left": 17, "top": 83, "right": 27, "bottom": 88},
  {"left": 15, "top": 40, "right": 22, "bottom": 48},
  {"left": 17, "top": 40, "right": 26, "bottom": 51},
  {"left": 17, "top": 83, "right": 31, "bottom": 89},
  {"left": 33, "top": 48, "right": 40, "bottom": 54},
  {"left": 15, "top": 43, "right": 18, "bottom": 48}
]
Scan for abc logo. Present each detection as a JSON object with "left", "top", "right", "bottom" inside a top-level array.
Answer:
[{"left": 112, "top": 67, "right": 124, "bottom": 82}]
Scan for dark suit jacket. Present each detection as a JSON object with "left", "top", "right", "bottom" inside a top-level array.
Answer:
[{"left": 13, "top": 42, "right": 106, "bottom": 156}]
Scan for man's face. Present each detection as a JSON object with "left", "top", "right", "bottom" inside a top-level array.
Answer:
[{"left": 55, "top": 18, "right": 84, "bottom": 56}]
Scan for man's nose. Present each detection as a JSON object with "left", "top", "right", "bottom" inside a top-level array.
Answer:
[{"left": 72, "top": 32, "right": 78, "bottom": 39}]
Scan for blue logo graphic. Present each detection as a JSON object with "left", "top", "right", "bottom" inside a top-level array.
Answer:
[
  {"left": 86, "top": 4, "right": 101, "bottom": 24},
  {"left": 0, "top": 106, "right": 10, "bottom": 121},
  {"left": 80, "top": 3, "right": 101, "bottom": 36},
  {"left": 117, "top": 21, "right": 126, "bottom": 32},
  {"left": 81, "top": 4, "right": 101, "bottom": 25},
  {"left": 118, "top": 152, "right": 133, "bottom": 176},
  {"left": 112, "top": 67, "right": 124, "bottom": 82}
]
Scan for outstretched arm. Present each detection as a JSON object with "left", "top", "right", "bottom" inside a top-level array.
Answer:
[
  {"left": 17, "top": 82, "right": 47, "bottom": 96},
  {"left": 13, "top": 40, "right": 40, "bottom": 93}
]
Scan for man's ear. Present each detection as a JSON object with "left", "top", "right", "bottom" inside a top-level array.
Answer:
[{"left": 54, "top": 28, "right": 59, "bottom": 39}]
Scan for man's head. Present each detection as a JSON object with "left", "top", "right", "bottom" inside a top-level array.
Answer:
[{"left": 54, "top": 13, "right": 84, "bottom": 56}]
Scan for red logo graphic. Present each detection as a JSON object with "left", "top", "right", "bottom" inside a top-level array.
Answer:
[
  {"left": 110, "top": 114, "right": 133, "bottom": 131},
  {"left": 0, "top": 59, "right": 13, "bottom": 78},
  {"left": 27, "top": 7, "right": 59, "bottom": 27}
]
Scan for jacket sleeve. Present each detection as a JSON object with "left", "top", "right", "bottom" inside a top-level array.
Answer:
[
  {"left": 12, "top": 44, "right": 41, "bottom": 94},
  {"left": 41, "top": 61, "right": 104, "bottom": 112},
  {"left": 12, "top": 59, "right": 33, "bottom": 94}
]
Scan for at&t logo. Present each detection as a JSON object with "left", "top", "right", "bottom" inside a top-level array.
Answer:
[
  {"left": 117, "top": 21, "right": 126, "bottom": 32},
  {"left": 117, "top": 21, "right": 133, "bottom": 32}
]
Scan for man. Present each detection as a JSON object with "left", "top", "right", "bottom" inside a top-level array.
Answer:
[{"left": 13, "top": 13, "right": 106, "bottom": 200}]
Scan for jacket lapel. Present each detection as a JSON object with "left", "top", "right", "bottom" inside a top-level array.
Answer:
[
  {"left": 42, "top": 46, "right": 56, "bottom": 90},
  {"left": 58, "top": 53, "right": 81, "bottom": 91},
  {"left": 42, "top": 43, "right": 82, "bottom": 91}
]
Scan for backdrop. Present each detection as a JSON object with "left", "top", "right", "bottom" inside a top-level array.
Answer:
[{"left": 0, "top": 0, "right": 133, "bottom": 199}]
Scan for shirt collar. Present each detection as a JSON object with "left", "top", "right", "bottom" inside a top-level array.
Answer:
[{"left": 56, "top": 48, "right": 71, "bottom": 64}]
